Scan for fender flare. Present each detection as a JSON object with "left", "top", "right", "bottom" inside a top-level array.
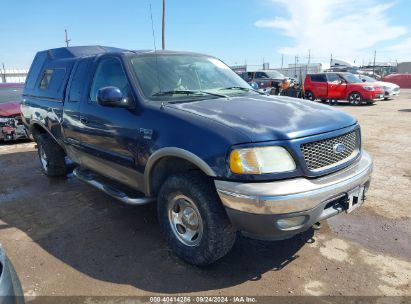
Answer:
[
  {"left": 144, "top": 147, "right": 216, "bottom": 196},
  {"left": 29, "top": 120, "right": 59, "bottom": 143}
]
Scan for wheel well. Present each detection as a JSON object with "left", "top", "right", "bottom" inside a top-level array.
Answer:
[
  {"left": 30, "top": 123, "right": 47, "bottom": 141},
  {"left": 149, "top": 157, "right": 207, "bottom": 196}
]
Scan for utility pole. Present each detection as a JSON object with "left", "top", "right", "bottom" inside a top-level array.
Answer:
[
  {"left": 330, "top": 53, "right": 333, "bottom": 70},
  {"left": 65, "top": 29, "right": 71, "bottom": 47},
  {"left": 372, "top": 50, "right": 376, "bottom": 76},
  {"left": 1, "top": 63, "right": 6, "bottom": 83},
  {"left": 162, "top": 0, "right": 166, "bottom": 50},
  {"left": 281, "top": 54, "right": 284, "bottom": 70},
  {"left": 306, "top": 49, "right": 311, "bottom": 75},
  {"left": 294, "top": 56, "right": 297, "bottom": 77}
]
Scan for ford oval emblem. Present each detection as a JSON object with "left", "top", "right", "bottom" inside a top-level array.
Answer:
[{"left": 334, "top": 143, "right": 346, "bottom": 154}]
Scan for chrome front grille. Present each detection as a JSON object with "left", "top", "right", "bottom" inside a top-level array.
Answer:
[{"left": 301, "top": 130, "right": 359, "bottom": 171}]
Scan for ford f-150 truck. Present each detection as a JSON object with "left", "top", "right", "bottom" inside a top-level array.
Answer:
[{"left": 21, "top": 46, "right": 373, "bottom": 265}]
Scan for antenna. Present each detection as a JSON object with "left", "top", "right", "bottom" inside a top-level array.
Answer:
[
  {"left": 149, "top": 3, "right": 162, "bottom": 95},
  {"left": 65, "top": 29, "right": 71, "bottom": 47}
]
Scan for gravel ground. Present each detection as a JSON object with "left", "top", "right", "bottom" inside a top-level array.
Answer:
[{"left": 0, "top": 90, "right": 410, "bottom": 301}]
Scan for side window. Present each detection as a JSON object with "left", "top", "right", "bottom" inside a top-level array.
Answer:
[
  {"left": 69, "top": 58, "right": 93, "bottom": 102},
  {"left": 39, "top": 69, "right": 54, "bottom": 89},
  {"left": 90, "top": 57, "right": 130, "bottom": 102},
  {"left": 25, "top": 52, "right": 47, "bottom": 90},
  {"left": 326, "top": 73, "right": 340, "bottom": 82},
  {"left": 255, "top": 72, "right": 268, "bottom": 78},
  {"left": 311, "top": 74, "right": 326, "bottom": 82}
]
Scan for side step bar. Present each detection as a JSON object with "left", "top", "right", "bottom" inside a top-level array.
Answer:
[{"left": 73, "top": 167, "right": 156, "bottom": 205}]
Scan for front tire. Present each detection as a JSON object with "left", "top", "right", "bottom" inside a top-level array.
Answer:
[
  {"left": 37, "top": 133, "right": 67, "bottom": 177},
  {"left": 158, "top": 172, "right": 236, "bottom": 266},
  {"left": 348, "top": 92, "right": 362, "bottom": 105}
]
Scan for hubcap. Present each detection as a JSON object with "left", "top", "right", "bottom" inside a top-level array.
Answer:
[
  {"left": 168, "top": 194, "right": 203, "bottom": 246},
  {"left": 350, "top": 93, "right": 361, "bottom": 104},
  {"left": 39, "top": 146, "right": 48, "bottom": 171}
]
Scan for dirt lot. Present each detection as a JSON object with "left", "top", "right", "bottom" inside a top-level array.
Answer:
[{"left": 1, "top": 91, "right": 410, "bottom": 300}]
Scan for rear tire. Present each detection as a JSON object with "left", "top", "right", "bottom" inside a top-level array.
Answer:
[
  {"left": 37, "top": 133, "right": 67, "bottom": 177},
  {"left": 348, "top": 92, "right": 362, "bottom": 106},
  {"left": 158, "top": 172, "right": 236, "bottom": 266},
  {"left": 305, "top": 90, "right": 315, "bottom": 101}
]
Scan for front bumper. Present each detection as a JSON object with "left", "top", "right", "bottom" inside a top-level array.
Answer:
[
  {"left": 215, "top": 150, "right": 373, "bottom": 240},
  {"left": 363, "top": 91, "right": 385, "bottom": 101},
  {"left": 385, "top": 89, "right": 400, "bottom": 98}
]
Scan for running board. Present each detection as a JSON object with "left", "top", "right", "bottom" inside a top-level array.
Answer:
[{"left": 73, "top": 167, "right": 155, "bottom": 205}]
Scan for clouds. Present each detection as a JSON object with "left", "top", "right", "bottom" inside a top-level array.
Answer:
[{"left": 255, "top": 0, "right": 408, "bottom": 61}]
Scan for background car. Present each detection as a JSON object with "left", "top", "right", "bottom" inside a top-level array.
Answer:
[
  {"left": 357, "top": 75, "right": 400, "bottom": 99},
  {"left": 0, "top": 244, "right": 24, "bottom": 303},
  {"left": 240, "top": 70, "right": 286, "bottom": 94},
  {"left": 0, "top": 83, "right": 28, "bottom": 142},
  {"left": 304, "top": 72, "right": 385, "bottom": 105},
  {"left": 382, "top": 73, "right": 411, "bottom": 89}
]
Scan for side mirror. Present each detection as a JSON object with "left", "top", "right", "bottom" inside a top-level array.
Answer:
[
  {"left": 362, "top": 79, "right": 366, "bottom": 82},
  {"left": 97, "top": 86, "right": 131, "bottom": 107}
]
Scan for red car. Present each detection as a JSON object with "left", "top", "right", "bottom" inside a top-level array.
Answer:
[
  {"left": 0, "top": 83, "right": 29, "bottom": 141},
  {"left": 304, "top": 72, "right": 385, "bottom": 105},
  {"left": 382, "top": 73, "right": 411, "bottom": 89}
]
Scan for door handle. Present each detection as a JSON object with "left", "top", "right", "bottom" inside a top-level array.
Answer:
[{"left": 80, "top": 116, "right": 89, "bottom": 125}]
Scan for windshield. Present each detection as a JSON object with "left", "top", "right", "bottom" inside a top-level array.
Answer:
[
  {"left": 341, "top": 74, "right": 363, "bottom": 83},
  {"left": 265, "top": 70, "right": 285, "bottom": 79},
  {"left": 130, "top": 54, "right": 251, "bottom": 102},
  {"left": 0, "top": 85, "right": 23, "bottom": 103}
]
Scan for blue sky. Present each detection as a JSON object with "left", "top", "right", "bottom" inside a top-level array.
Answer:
[{"left": 1, "top": 0, "right": 410, "bottom": 69}]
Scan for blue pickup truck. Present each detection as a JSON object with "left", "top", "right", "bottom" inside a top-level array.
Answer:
[{"left": 21, "top": 46, "right": 373, "bottom": 265}]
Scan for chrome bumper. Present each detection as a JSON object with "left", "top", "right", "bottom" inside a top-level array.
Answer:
[{"left": 215, "top": 150, "right": 373, "bottom": 215}]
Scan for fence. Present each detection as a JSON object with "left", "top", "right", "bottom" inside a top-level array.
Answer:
[
  {"left": 0, "top": 68, "right": 28, "bottom": 83},
  {"left": 279, "top": 64, "right": 323, "bottom": 82}
]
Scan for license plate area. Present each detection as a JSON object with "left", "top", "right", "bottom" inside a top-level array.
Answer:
[{"left": 346, "top": 185, "right": 365, "bottom": 213}]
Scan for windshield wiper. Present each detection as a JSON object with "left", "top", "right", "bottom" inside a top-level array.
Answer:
[
  {"left": 152, "top": 90, "right": 228, "bottom": 98},
  {"left": 218, "top": 86, "right": 265, "bottom": 95}
]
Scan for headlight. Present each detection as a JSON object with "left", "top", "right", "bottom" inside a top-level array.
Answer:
[
  {"left": 229, "top": 146, "right": 296, "bottom": 174},
  {"left": 362, "top": 86, "right": 374, "bottom": 91}
]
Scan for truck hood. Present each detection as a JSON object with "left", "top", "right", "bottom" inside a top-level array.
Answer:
[
  {"left": 0, "top": 102, "right": 21, "bottom": 117},
  {"left": 167, "top": 94, "right": 357, "bottom": 142}
]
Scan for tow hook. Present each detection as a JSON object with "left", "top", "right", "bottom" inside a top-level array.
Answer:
[{"left": 312, "top": 222, "right": 322, "bottom": 230}]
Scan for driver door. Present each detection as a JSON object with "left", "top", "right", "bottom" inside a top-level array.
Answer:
[
  {"left": 327, "top": 73, "right": 347, "bottom": 99},
  {"left": 77, "top": 56, "right": 145, "bottom": 190}
]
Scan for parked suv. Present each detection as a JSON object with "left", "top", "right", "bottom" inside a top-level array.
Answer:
[
  {"left": 241, "top": 70, "right": 286, "bottom": 94},
  {"left": 304, "top": 72, "right": 385, "bottom": 105},
  {"left": 21, "top": 46, "right": 373, "bottom": 265}
]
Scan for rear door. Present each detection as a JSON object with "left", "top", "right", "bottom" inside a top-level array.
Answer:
[
  {"left": 310, "top": 74, "right": 327, "bottom": 98},
  {"left": 62, "top": 57, "right": 94, "bottom": 164},
  {"left": 254, "top": 72, "right": 270, "bottom": 89},
  {"left": 327, "top": 73, "right": 347, "bottom": 99}
]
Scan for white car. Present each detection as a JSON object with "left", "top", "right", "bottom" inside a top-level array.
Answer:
[{"left": 357, "top": 75, "right": 400, "bottom": 99}]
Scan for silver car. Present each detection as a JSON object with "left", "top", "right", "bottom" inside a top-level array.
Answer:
[{"left": 0, "top": 244, "right": 24, "bottom": 304}]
